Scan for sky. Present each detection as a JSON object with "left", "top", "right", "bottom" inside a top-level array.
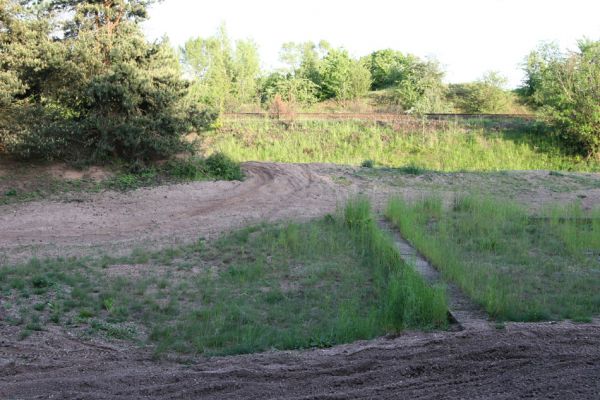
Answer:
[{"left": 143, "top": 0, "right": 600, "bottom": 88}]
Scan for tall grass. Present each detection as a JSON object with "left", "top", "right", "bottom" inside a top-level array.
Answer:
[
  {"left": 386, "top": 196, "right": 600, "bottom": 321},
  {"left": 203, "top": 119, "right": 599, "bottom": 172},
  {"left": 343, "top": 198, "right": 448, "bottom": 328}
]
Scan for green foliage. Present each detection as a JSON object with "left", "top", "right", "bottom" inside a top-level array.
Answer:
[
  {"left": 390, "top": 59, "right": 450, "bottom": 113},
  {"left": 269, "top": 41, "right": 370, "bottom": 103},
  {"left": 204, "top": 152, "right": 244, "bottom": 180},
  {"left": 182, "top": 24, "right": 260, "bottom": 111},
  {"left": 319, "top": 49, "right": 371, "bottom": 101},
  {"left": 279, "top": 40, "right": 329, "bottom": 86},
  {"left": 260, "top": 72, "right": 319, "bottom": 106},
  {"left": 386, "top": 196, "right": 600, "bottom": 321},
  {"left": 363, "top": 49, "right": 413, "bottom": 90},
  {"left": 1, "top": 0, "right": 209, "bottom": 165},
  {"left": 361, "top": 159, "right": 374, "bottom": 168},
  {"left": 163, "top": 153, "right": 243, "bottom": 181},
  {"left": 523, "top": 40, "right": 600, "bottom": 156},
  {"left": 449, "top": 71, "right": 513, "bottom": 113}
]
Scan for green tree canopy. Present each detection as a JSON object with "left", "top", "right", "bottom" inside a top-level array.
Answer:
[
  {"left": 181, "top": 24, "right": 260, "bottom": 111},
  {"left": 523, "top": 40, "right": 600, "bottom": 156},
  {"left": 363, "top": 49, "right": 415, "bottom": 90},
  {"left": 1, "top": 0, "right": 210, "bottom": 164}
]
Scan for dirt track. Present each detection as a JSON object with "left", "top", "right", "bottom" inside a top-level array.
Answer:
[
  {"left": 2, "top": 161, "right": 600, "bottom": 263},
  {"left": 1, "top": 321, "right": 599, "bottom": 399},
  {"left": 1, "top": 162, "right": 600, "bottom": 399},
  {"left": 0, "top": 162, "right": 357, "bottom": 263}
]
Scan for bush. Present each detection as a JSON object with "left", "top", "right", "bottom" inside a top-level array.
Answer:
[
  {"left": 387, "top": 59, "right": 450, "bottom": 113},
  {"left": 1, "top": 1, "right": 215, "bottom": 165},
  {"left": 204, "top": 153, "right": 244, "bottom": 180},
  {"left": 164, "top": 153, "right": 243, "bottom": 181},
  {"left": 448, "top": 72, "right": 513, "bottom": 113},
  {"left": 319, "top": 49, "right": 372, "bottom": 101},
  {"left": 523, "top": 40, "right": 600, "bottom": 156}
]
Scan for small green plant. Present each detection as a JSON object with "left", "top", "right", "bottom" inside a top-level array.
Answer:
[
  {"left": 205, "top": 152, "right": 244, "bottom": 180},
  {"left": 4, "top": 188, "right": 17, "bottom": 196},
  {"left": 398, "top": 164, "right": 426, "bottom": 175},
  {"left": 361, "top": 159, "right": 374, "bottom": 168}
]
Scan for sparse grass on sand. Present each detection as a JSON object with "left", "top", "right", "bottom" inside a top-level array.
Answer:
[
  {"left": 0, "top": 199, "right": 446, "bottom": 355},
  {"left": 205, "top": 119, "right": 600, "bottom": 172},
  {"left": 386, "top": 196, "right": 600, "bottom": 321}
]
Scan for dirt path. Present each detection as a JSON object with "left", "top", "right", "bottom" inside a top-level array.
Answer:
[
  {"left": 2, "top": 162, "right": 600, "bottom": 264},
  {"left": 1, "top": 321, "right": 598, "bottom": 399},
  {"left": 0, "top": 162, "right": 357, "bottom": 263}
]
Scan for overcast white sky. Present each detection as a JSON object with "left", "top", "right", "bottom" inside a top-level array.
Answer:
[{"left": 143, "top": 0, "right": 600, "bottom": 88}]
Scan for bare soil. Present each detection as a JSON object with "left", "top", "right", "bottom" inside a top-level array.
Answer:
[
  {"left": 1, "top": 161, "right": 600, "bottom": 399},
  {"left": 0, "top": 321, "right": 598, "bottom": 399}
]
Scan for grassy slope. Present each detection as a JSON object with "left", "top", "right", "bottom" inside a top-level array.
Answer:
[
  {"left": 0, "top": 201, "right": 446, "bottom": 356},
  {"left": 205, "top": 119, "right": 599, "bottom": 172},
  {"left": 386, "top": 196, "right": 600, "bottom": 321}
]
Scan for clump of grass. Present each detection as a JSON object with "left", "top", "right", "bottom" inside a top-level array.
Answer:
[
  {"left": 386, "top": 195, "right": 600, "bottom": 321},
  {"left": 397, "top": 164, "right": 427, "bottom": 175},
  {"left": 361, "top": 159, "right": 374, "bottom": 168},
  {"left": 163, "top": 152, "right": 243, "bottom": 182}
]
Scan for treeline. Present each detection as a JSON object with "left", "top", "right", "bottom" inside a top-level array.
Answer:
[
  {"left": 1, "top": 0, "right": 598, "bottom": 164},
  {"left": 180, "top": 28, "right": 522, "bottom": 115}
]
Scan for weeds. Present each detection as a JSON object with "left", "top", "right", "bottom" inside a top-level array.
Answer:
[{"left": 343, "top": 198, "right": 448, "bottom": 329}]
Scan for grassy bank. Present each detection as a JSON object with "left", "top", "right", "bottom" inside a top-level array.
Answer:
[
  {"left": 0, "top": 200, "right": 446, "bottom": 355},
  {"left": 204, "top": 119, "right": 599, "bottom": 172},
  {"left": 386, "top": 196, "right": 600, "bottom": 321}
]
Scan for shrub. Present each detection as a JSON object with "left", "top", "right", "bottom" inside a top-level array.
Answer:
[
  {"left": 319, "top": 49, "right": 372, "bottom": 101},
  {"left": 205, "top": 152, "right": 244, "bottom": 180},
  {"left": 163, "top": 154, "right": 243, "bottom": 181},
  {"left": 523, "top": 40, "right": 600, "bottom": 156},
  {"left": 448, "top": 72, "right": 514, "bottom": 113},
  {"left": 1, "top": 1, "right": 215, "bottom": 165}
]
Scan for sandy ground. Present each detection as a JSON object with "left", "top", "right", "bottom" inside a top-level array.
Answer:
[{"left": 1, "top": 161, "right": 600, "bottom": 399}]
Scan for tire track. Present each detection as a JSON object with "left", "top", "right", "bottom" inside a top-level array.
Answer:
[{"left": 0, "top": 162, "right": 352, "bottom": 263}]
